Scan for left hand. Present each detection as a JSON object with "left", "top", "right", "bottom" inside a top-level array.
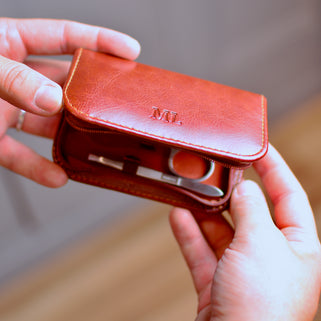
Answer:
[{"left": 0, "top": 18, "right": 140, "bottom": 187}]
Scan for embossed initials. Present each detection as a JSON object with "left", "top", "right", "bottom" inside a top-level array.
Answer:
[{"left": 150, "top": 106, "right": 182, "bottom": 125}]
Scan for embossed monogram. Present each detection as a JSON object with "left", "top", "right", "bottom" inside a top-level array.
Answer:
[{"left": 150, "top": 106, "right": 182, "bottom": 125}]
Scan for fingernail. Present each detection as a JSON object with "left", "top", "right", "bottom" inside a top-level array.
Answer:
[{"left": 34, "top": 84, "right": 63, "bottom": 114}]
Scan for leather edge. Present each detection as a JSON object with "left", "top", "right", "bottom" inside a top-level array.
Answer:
[{"left": 63, "top": 48, "right": 269, "bottom": 164}]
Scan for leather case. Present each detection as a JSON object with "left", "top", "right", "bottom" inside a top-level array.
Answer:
[{"left": 53, "top": 48, "right": 268, "bottom": 214}]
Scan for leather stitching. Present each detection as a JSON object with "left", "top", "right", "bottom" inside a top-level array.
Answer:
[
  {"left": 64, "top": 48, "right": 267, "bottom": 159},
  {"left": 68, "top": 171, "right": 217, "bottom": 211}
]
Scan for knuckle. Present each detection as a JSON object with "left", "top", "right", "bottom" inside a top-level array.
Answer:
[
  {"left": 0, "top": 18, "right": 26, "bottom": 60},
  {"left": 0, "top": 18, "right": 13, "bottom": 56},
  {"left": 0, "top": 61, "right": 31, "bottom": 94},
  {"left": 59, "top": 20, "right": 74, "bottom": 53}
]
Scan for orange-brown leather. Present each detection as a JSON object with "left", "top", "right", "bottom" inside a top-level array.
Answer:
[{"left": 53, "top": 48, "right": 268, "bottom": 214}]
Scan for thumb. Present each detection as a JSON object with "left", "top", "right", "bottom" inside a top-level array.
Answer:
[
  {"left": 0, "top": 55, "right": 63, "bottom": 115},
  {"left": 230, "top": 180, "right": 274, "bottom": 235}
]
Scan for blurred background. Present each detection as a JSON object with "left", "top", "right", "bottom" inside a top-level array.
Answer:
[{"left": 0, "top": 1, "right": 321, "bottom": 320}]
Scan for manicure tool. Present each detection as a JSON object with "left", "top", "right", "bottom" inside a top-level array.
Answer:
[{"left": 88, "top": 153, "right": 224, "bottom": 198}]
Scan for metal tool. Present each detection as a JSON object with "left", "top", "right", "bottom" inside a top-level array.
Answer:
[
  {"left": 88, "top": 154, "right": 224, "bottom": 197},
  {"left": 168, "top": 149, "right": 215, "bottom": 182}
]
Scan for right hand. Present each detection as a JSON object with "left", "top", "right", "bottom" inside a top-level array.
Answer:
[{"left": 170, "top": 145, "right": 321, "bottom": 321}]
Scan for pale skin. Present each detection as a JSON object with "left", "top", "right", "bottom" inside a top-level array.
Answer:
[
  {"left": 0, "top": 17, "right": 140, "bottom": 187},
  {"left": 170, "top": 144, "right": 321, "bottom": 320},
  {"left": 1, "top": 17, "right": 320, "bottom": 321}
]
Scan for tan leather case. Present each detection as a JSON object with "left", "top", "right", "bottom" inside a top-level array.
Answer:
[{"left": 53, "top": 48, "right": 268, "bottom": 214}]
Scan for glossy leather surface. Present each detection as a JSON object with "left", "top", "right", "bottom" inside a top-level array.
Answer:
[
  {"left": 53, "top": 48, "right": 268, "bottom": 213},
  {"left": 64, "top": 49, "right": 268, "bottom": 166}
]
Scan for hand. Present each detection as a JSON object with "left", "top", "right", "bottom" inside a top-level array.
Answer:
[
  {"left": 170, "top": 144, "right": 321, "bottom": 321},
  {"left": 0, "top": 17, "right": 140, "bottom": 187}
]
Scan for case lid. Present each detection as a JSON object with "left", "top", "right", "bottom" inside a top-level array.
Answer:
[{"left": 63, "top": 48, "right": 268, "bottom": 166}]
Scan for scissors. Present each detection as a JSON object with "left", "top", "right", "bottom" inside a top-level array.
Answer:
[
  {"left": 88, "top": 149, "right": 224, "bottom": 197},
  {"left": 168, "top": 149, "right": 215, "bottom": 182}
]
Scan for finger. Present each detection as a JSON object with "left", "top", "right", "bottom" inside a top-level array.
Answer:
[
  {"left": 2, "top": 59, "right": 70, "bottom": 118},
  {"left": 3, "top": 97, "right": 61, "bottom": 138},
  {"left": 254, "top": 144, "right": 318, "bottom": 236},
  {"left": 0, "top": 98, "right": 17, "bottom": 136},
  {"left": 169, "top": 208, "right": 217, "bottom": 296},
  {"left": 0, "top": 134, "right": 67, "bottom": 187},
  {"left": 1, "top": 58, "right": 67, "bottom": 136},
  {"left": 14, "top": 18, "right": 141, "bottom": 60},
  {"left": 0, "top": 18, "right": 140, "bottom": 116},
  {"left": 0, "top": 55, "right": 63, "bottom": 115},
  {"left": 25, "top": 58, "right": 71, "bottom": 86},
  {"left": 197, "top": 214, "right": 234, "bottom": 260},
  {"left": 230, "top": 180, "right": 274, "bottom": 237},
  {"left": 0, "top": 56, "right": 70, "bottom": 119},
  {"left": 11, "top": 111, "right": 61, "bottom": 139}
]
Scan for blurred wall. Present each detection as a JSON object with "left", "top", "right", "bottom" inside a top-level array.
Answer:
[
  {"left": 3, "top": 0, "right": 321, "bottom": 120},
  {"left": 0, "top": 0, "right": 321, "bottom": 284}
]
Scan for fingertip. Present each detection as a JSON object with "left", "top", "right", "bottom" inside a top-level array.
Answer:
[
  {"left": 169, "top": 207, "right": 199, "bottom": 243},
  {"left": 113, "top": 31, "right": 141, "bottom": 60},
  {"left": 98, "top": 28, "right": 141, "bottom": 61},
  {"left": 230, "top": 180, "right": 272, "bottom": 231},
  {"left": 232, "top": 180, "right": 262, "bottom": 199},
  {"left": 125, "top": 37, "right": 141, "bottom": 60},
  {"left": 44, "top": 165, "right": 68, "bottom": 188},
  {"left": 33, "top": 84, "right": 63, "bottom": 115},
  {"left": 170, "top": 207, "right": 191, "bottom": 217},
  {"left": 231, "top": 180, "right": 266, "bottom": 213},
  {"left": 169, "top": 207, "right": 192, "bottom": 226}
]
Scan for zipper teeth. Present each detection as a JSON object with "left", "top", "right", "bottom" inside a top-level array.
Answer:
[{"left": 201, "top": 155, "right": 249, "bottom": 169}]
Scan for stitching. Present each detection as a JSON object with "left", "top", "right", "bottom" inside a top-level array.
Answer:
[
  {"left": 68, "top": 171, "right": 216, "bottom": 211},
  {"left": 64, "top": 49, "right": 267, "bottom": 158},
  {"left": 54, "top": 140, "right": 229, "bottom": 212},
  {"left": 64, "top": 48, "right": 83, "bottom": 97},
  {"left": 260, "top": 95, "right": 264, "bottom": 150}
]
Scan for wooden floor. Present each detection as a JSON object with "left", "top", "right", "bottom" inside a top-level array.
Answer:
[{"left": 0, "top": 94, "right": 321, "bottom": 321}]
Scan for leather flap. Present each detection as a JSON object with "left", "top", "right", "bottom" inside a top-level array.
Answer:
[{"left": 63, "top": 48, "right": 268, "bottom": 166}]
